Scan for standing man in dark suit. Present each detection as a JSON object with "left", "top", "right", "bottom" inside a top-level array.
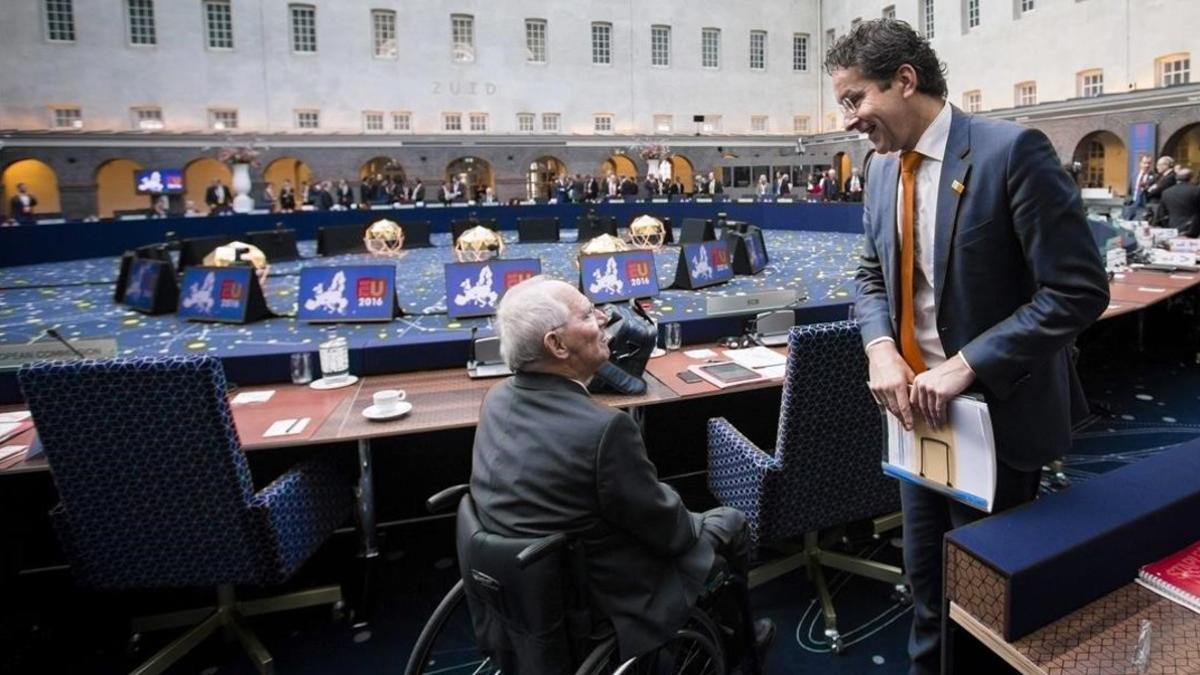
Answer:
[
  {"left": 844, "top": 167, "right": 865, "bottom": 202},
  {"left": 1144, "top": 156, "right": 1177, "bottom": 224},
  {"left": 1123, "top": 154, "right": 1156, "bottom": 219},
  {"left": 826, "top": 20, "right": 1108, "bottom": 675},
  {"left": 473, "top": 277, "right": 773, "bottom": 667},
  {"left": 9, "top": 183, "right": 38, "bottom": 224},
  {"left": 1158, "top": 168, "right": 1200, "bottom": 237},
  {"left": 410, "top": 178, "right": 425, "bottom": 203},
  {"left": 821, "top": 168, "right": 841, "bottom": 202},
  {"left": 204, "top": 179, "right": 232, "bottom": 214}
]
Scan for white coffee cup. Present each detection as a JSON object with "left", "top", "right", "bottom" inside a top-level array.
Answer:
[{"left": 373, "top": 389, "right": 407, "bottom": 413}]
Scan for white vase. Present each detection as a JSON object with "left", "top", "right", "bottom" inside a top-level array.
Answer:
[
  {"left": 231, "top": 163, "right": 254, "bottom": 213},
  {"left": 647, "top": 158, "right": 660, "bottom": 179}
]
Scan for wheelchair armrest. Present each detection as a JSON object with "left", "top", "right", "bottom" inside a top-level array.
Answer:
[
  {"left": 427, "top": 484, "right": 470, "bottom": 514},
  {"left": 516, "top": 532, "right": 571, "bottom": 569}
]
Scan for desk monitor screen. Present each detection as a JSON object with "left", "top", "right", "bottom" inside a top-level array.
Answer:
[
  {"left": 297, "top": 265, "right": 397, "bottom": 323},
  {"left": 579, "top": 250, "right": 660, "bottom": 304},
  {"left": 444, "top": 258, "right": 542, "bottom": 319},
  {"left": 134, "top": 169, "right": 184, "bottom": 194}
]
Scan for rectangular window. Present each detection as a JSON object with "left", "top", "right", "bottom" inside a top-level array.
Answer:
[
  {"left": 594, "top": 114, "right": 613, "bottom": 133},
  {"left": 654, "top": 114, "right": 673, "bottom": 133},
  {"left": 290, "top": 4, "right": 316, "bottom": 53},
  {"left": 967, "top": 0, "right": 980, "bottom": 28},
  {"left": 52, "top": 107, "right": 83, "bottom": 128},
  {"left": 469, "top": 113, "right": 488, "bottom": 132},
  {"left": 203, "top": 0, "right": 233, "bottom": 49},
  {"left": 793, "top": 115, "right": 810, "bottom": 133},
  {"left": 132, "top": 106, "right": 163, "bottom": 130},
  {"left": 792, "top": 33, "right": 808, "bottom": 71},
  {"left": 749, "top": 30, "right": 766, "bottom": 70},
  {"left": 517, "top": 113, "right": 535, "bottom": 132},
  {"left": 592, "top": 22, "right": 611, "bottom": 65},
  {"left": 295, "top": 110, "right": 320, "bottom": 129},
  {"left": 701, "top": 114, "right": 721, "bottom": 133},
  {"left": 701, "top": 27, "right": 720, "bottom": 68},
  {"left": 45, "top": 0, "right": 76, "bottom": 42},
  {"left": 392, "top": 111, "right": 411, "bottom": 131},
  {"left": 922, "top": 0, "right": 935, "bottom": 38},
  {"left": 525, "top": 19, "right": 546, "bottom": 63},
  {"left": 883, "top": 5, "right": 896, "bottom": 19},
  {"left": 1015, "top": 81, "right": 1037, "bottom": 106},
  {"left": 963, "top": 90, "right": 982, "bottom": 112},
  {"left": 751, "top": 115, "right": 768, "bottom": 133},
  {"left": 1160, "top": 55, "right": 1191, "bottom": 87},
  {"left": 542, "top": 113, "right": 560, "bottom": 132},
  {"left": 127, "top": 0, "right": 156, "bottom": 45},
  {"left": 651, "top": 25, "right": 670, "bottom": 66},
  {"left": 372, "top": 10, "right": 397, "bottom": 58},
  {"left": 1078, "top": 70, "right": 1103, "bottom": 97},
  {"left": 451, "top": 14, "right": 474, "bottom": 62},
  {"left": 443, "top": 113, "right": 462, "bottom": 131},
  {"left": 363, "top": 111, "right": 384, "bottom": 132},
  {"left": 1021, "top": 0, "right": 1035, "bottom": 11},
  {"left": 209, "top": 108, "right": 238, "bottom": 130}
]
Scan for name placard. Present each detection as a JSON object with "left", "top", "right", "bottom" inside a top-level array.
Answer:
[
  {"left": 122, "top": 259, "right": 178, "bottom": 315},
  {"left": 444, "top": 258, "right": 541, "bottom": 319},
  {"left": 0, "top": 339, "right": 118, "bottom": 369},
  {"left": 727, "top": 226, "right": 770, "bottom": 275},
  {"left": 297, "top": 265, "right": 400, "bottom": 323},
  {"left": 579, "top": 250, "right": 660, "bottom": 304},
  {"left": 178, "top": 266, "right": 272, "bottom": 324},
  {"left": 671, "top": 240, "right": 734, "bottom": 290}
]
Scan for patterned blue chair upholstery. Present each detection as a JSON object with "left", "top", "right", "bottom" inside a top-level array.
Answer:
[
  {"left": 706, "top": 320, "right": 904, "bottom": 651},
  {"left": 18, "top": 355, "right": 353, "bottom": 674}
]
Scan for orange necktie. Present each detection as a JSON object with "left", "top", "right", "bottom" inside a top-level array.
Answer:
[{"left": 899, "top": 151, "right": 927, "bottom": 374}]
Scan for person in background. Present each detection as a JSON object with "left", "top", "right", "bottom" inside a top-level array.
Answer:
[
  {"left": 278, "top": 180, "right": 296, "bottom": 213},
  {"left": 261, "top": 182, "right": 277, "bottom": 212},
  {"left": 827, "top": 19, "right": 1109, "bottom": 674},
  {"left": 844, "top": 167, "right": 865, "bottom": 202},
  {"left": 410, "top": 178, "right": 426, "bottom": 203},
  {"left": 821, "top": 168, "right": 841, "bottom": 202},
  {"left": 805, "top": 173, "right": 823, "bottom": 200},
  {"left": 481, "top": 186, "right": 499, "bottom": 205},
  {"left": 708, "top": 171, "right": 724, "bottom": 195},
  {"left": 314, "top": 181, "right": 334, "bottom": 211},
  {"left": 1157, "top": 167, "right": 1200, "bottom": 237},
  {"left": 1123, "top": 154, "right": 1156, "bottom": 219},
  {"left": 151, "top": 194, "right": 170, "bottom": 218},
  {"left": 204, "top": 179, "right": 232, "bottom": 215},
  {"left": 756, "top": 174, "right": 771, "bottom": 197},
  {"left": 336, "top": 179, "right": 355, "bottom": 209},
  {"left": 9, "top": 183, "right": 37, "bottom": 224}
]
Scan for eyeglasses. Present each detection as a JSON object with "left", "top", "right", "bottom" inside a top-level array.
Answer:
[
  {"left": 839, "top": 94, "right": 864, "bottom": 118},
  {"left": 548, "top": 303, "right": 604, "bottom": 334}
]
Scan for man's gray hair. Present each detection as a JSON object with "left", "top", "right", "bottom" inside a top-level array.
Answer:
[
  {"left": 495, "top": 275, "right": 571, "bottom": 371},
  {"left": 1177, "top": 167, "right": 1193, "bottom": 183}
]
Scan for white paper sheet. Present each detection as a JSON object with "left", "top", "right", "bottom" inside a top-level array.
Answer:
[
  {"left": 722, "top": 346, "right": 787, "bottom": 369},
  {"left": 231, "top": 390, "right": 276, "bottom": 405},
  {"left": 262, "top": 417, "right": 311, "bottom": 438},
  {"left": 684, "top": 348, "right": 718, "bottom": 359},
  {"left": 0, "top": 411, "right": 32, "bottom": 423}
]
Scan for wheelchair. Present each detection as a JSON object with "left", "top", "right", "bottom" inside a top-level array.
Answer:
[{"left": 405, "top": 485, "right": 754, "bottom": 675}]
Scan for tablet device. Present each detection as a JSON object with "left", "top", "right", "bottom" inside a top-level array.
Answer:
[{"left": 692, "top": 362, "right": 763, "bottom": 386}]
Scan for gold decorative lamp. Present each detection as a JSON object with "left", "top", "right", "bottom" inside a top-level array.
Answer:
[
  {"left": 363, "top": 218, "right": 406, "bottom": 256},
  {"left": 203, "top": 241, "right": 269, "bottom": 285},
  {"left": 576, "top": 233, "right": 629, "bottom": 269},
  {"left": 453, "top": 225, "right": 505, "bottom": 262},
  {"left": 628, "top": 215, "right": 667, "bottom": 251}
]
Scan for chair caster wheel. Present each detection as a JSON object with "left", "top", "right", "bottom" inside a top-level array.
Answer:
[
  {"left": 825, "top": 628, "right": 843, "bottom": 654},
  {"left": 892, "top": 583, "right": 912, "bottom": 605},
  {"left": 331, "top": 600, "right": 346, "bottom": 621}
]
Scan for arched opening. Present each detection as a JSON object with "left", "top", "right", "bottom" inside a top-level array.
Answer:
[
  {"left": 446, "top": 157, "right": 493, "bottom": 201},
  {"left": 95, "top": 158, "right": 146, "bottom": 218},
  {"left": 359, "top": 156, "right": 406, "bottom": 184},
  {"left": 184, "top": 157, "right": 233, "bottom": 214},
  {"left": 527, "top": 156, "right": 566, "bottom": 200},
  {"left": 837, "top": 153, "right": 852, "bottom": 184},
  {"left": 1163, "top": 123, "right": 1200, "bottom": 171},
  {"left": 2, "top": 159, "right": 61, "bottom": 220},
  {"left": 263, "top": 156, "right": 313, "bottom": 198},
  {"left": 600, "top": 154, "right": 638, "bottom": 181},
  {"left": 1072, "top": 130, "right": 1127, "bottom": 194},
  {"left": 669, "top": 154, "right": 695, "bottom": 193}
]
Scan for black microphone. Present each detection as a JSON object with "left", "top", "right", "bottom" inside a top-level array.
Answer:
[
  {"left": 45, "top": 328, "right": 86, "bottom": 359},
  {"left": 468, "top": 326, "right": 478, "bottom": 365}
]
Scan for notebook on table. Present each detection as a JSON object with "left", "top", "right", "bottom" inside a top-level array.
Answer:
[{"left": 1136, "top": 539, "right": 1200, "bottom": 614}]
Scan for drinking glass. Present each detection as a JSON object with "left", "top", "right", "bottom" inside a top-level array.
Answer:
[
  {"left": 663, "top": 322, "right": 682, "bottom": 351},
  {"left": 289, "top": 352, "right": 313, "bottom": 385},
  {"left": 318, "top": 336, "right": 350, "bottom": 383}
]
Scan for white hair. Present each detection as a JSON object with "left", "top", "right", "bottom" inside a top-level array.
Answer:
[{"left": 495, "top": 275, "right": 571, "bottom": 371}]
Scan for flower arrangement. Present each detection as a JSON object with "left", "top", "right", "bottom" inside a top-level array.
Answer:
[
  {"left": 216, "top": 146, "right": 262, "bottom": 167},
  {"left": 631, "top": 142, "right": 672, "bottom": 161}
]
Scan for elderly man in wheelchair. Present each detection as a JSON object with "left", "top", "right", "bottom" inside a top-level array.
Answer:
[{"left": 406, "top": 277, "right": 773, "bottom": 674}]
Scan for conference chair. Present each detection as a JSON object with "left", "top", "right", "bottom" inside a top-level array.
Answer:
[
  {"left": 317, "top": 223, "right": 369, "bottom": 256},
  {"left": 576, "top": 215, "right": 618, "bottom": 243},
  {"left": 18, "top": 356, "right": 354, "bottom": 675},
  {"left": 178, "top": 234, "right": 233, "bottom": 270},
  {"left": 516, "top": 216, "right": 561, "bottom": 243},
  {"left": 679, "top": 218, "right": 716, "bottom": 243},
  {"left": 397, "top": 220, "right": 433, "bottom": 248},
  {"left": 246, "top": 228, "right": 301, "bottom": 261},
  {"left": 706, "top": 320, "right": 905, "bottom": 653}
]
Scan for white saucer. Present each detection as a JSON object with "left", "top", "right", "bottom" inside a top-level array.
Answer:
[
  {"left": 309, "top": 375, "right": 359, "bottom": 390},
  {"left": 362, "top": 401, "right": 412, "bottom": 421},
  {"left": 650, "top": 347, "right": 667, "bottom": 358}
]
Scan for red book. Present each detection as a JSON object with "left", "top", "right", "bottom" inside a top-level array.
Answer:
[{"left": 1137, "top": 540, "right": 1200, "bottom": 615}]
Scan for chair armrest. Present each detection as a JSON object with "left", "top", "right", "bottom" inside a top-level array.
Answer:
[
  {"left": 706, "top": 417, "right": 780, "bottom": 510},
  {"left": 249, "top": 457, "right": 353, "bottom": 583}
]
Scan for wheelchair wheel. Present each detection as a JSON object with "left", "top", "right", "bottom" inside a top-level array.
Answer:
[
  {"left": 404, "top": 579, "right": 502, "bottom": 675},
  {"left": 575, "top": 609, "right": 725, "bottom": 675}
]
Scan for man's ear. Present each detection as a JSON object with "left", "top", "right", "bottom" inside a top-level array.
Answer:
[
  {"left": 543, "top": 331, "right": 569, "bottom": 361},
  {"left": 896, "top": 64, "right": 919, "bottom": 98}
]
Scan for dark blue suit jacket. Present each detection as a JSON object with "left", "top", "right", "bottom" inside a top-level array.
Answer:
[{"left": 855, "top": 105, "right": 1109, "bottom": 471}]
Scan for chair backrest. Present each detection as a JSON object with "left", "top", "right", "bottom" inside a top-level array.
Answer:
[
  {"left": 245, "top": 228, "right": 300, "bottom": 261},
  {"left": 18, "top": 356, "right": 263, "bottom": 589},
  {"left": 679, "top": 218, "right": 715, "bottom": 243},
  {"left": 517, "top": 217, "right": 561, "bottom": 243},
  {"left": 576, "top": 216, "right": 617, "bottom": 243},
  {"left": 456, "top": 494, "right": 591, "bottom": 673},
  {"left": 316, "top": 223, "right": 368, "bottom": 256},
  {"left": 398, "top": 220, "right": 432, "bottom": 248},
  {"left": 763, "top": 320, "right": 900, "bottom": 538},
  {"left": 179, "top": 234, "right": 233, "bottom": 270}
]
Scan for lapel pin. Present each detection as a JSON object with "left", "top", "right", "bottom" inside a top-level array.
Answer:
[{"left": 951, "top": 180, "right": 966, "bottom": 195}]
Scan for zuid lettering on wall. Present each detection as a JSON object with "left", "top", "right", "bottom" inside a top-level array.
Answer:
[{"left": 431, "top": 81, "right": 498, "bottom": 96}]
